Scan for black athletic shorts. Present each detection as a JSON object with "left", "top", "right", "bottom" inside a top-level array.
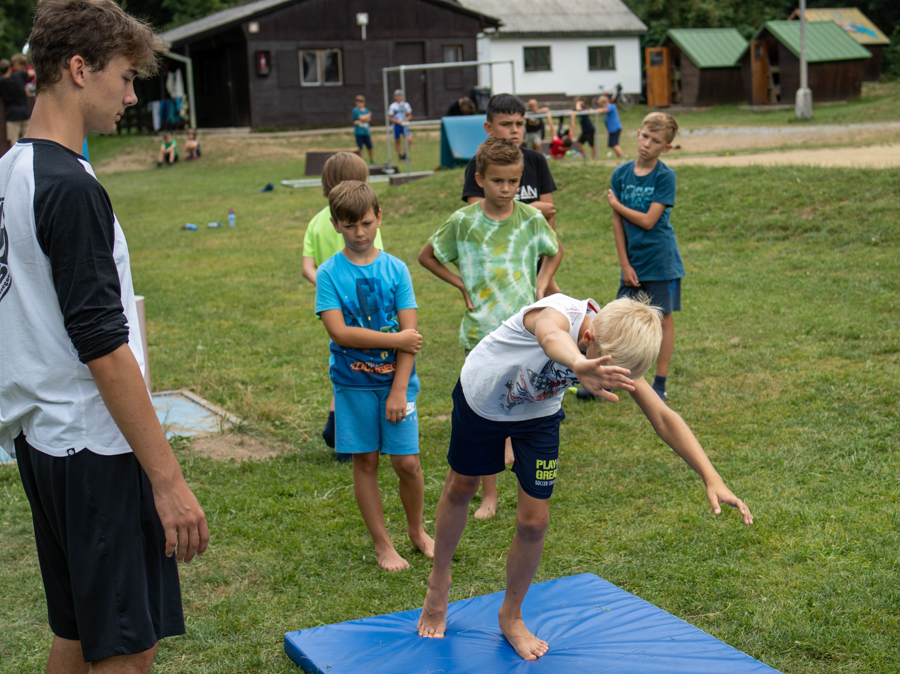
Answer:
[
  {"left": 447, "top": 381, "right": 563, "bottom": 500},
  {"left": 15, "top": 435, "right": 185, "bottom": 662},
  {"left": 607, "top": 130, "right": 622, "bottom": 148},
  {"left": 577, "top": 130, "right": 595, "bottom": 146}
]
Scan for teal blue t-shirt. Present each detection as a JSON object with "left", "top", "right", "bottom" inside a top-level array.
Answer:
[
  {"left": 353, "top": 107, "right": 371, "bottom": 136},
  {"left": 611, "top": 159, "right": 684, "bottom": 282},
  {"left": 315, "top": 251, "right": 417, "bottom": 390}
]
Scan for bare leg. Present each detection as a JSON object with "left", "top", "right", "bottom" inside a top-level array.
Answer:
[
  {"left": 368, "top": 147, "right": 375, "bottom": 163},
  {"left": 590, "top": 143, "right": 597, "bottom": 159},
  {"left": 89, "top": 645, "right": 157, "bottom": 673},
  {"left": 498, "top": 483, "right": 550, "bottom": 661},
  {"left": 475, "top": 475, "right": 498, "bottom": 519},
  {"left": 418, "top": 469, "right": 480, "bottom": 638},
  {"left": 353, "top": 451, "right": 409, "bottom": 571},
  {"left": 329, "top": 395, "right": 335, "bottom": 412},
  {"left": 390, "top": 454, "right": 434, "bottom": 558},
  {"left": 613, "top": 144, "right": 624, "bottom": 158},
  {"left": 394, "top": 136, "right": 402, "bottom": 157},
  {"left": 47, "top": 637, "right": 90, "bottom": 674},
  {"left": 657, "top": 312, "right": 674, "bottom": 378}
]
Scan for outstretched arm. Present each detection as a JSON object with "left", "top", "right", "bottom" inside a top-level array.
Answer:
[
  {"left": 630, "top": 378, "right": 754, "bottom": 525},
  {"left": 523, "top": 307, "right": 635, "bottom": 402},
  {"left": 607, "top": 191, "right": 667, "bottom": 231},
  {"left": 320, "top": 309, "right": 422, "bottom": 353},
  {"left": 418, "top": 242, "right": 474, "bottom": 311}
]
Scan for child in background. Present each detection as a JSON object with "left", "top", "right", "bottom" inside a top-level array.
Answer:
[
  {"left": 156, "top": 131, "right": 177, "bottom": 167},
  {"left": 419, "top": 137, "right": 562, "bottom": 519},
  {"left": 545, "top": 110, "right": 572, "bottom": 160},
  {"left": 524, "top": 99, "right": 548, "bottom": 153},
  {"left": 316, "top": 181, "right": 433, "bottom": 571},
  {"left": 389, "top": 89, "right": 412, "bottom": 160},
  {"left": 302, "top": 153, "right": 385, "bottom": 458},
  {"left": 569, "top": 97, "right": 596, "bottom": 159},
  {"left": 184, "top": 129, "right": 201, "bottom": 160},
  {"left": 606, "top": 112, "right": 683, "bottom": 402},
  {"left": 594, "top": 94, "right": 624, "bottom": 158},
  {"left": 352, "top": 95, "right": 374, "bottom": 164}
]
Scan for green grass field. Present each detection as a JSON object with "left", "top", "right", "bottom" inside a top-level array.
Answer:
[{"left": 0, "top": 131, "right": 898, "bottom": 673}]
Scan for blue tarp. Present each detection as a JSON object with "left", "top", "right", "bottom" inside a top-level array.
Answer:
[
  {"left": 284, "top": 573, "right": 780, "bottom": 673},
  {"left": 440, "top": 115, "right": 487, "bottom": 169}
]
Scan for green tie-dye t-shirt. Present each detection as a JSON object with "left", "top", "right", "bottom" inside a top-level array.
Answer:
[{"left": 429, "top": 200, "right": 559, "bottom": 349}]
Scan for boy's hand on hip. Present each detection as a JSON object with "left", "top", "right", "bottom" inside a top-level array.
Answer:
[
  {"left": 622, "top": 265, "right": 640, "bottom": 287},
  {"left": 706, "top": 481, "right": 754, "bottom": 526},
  {"left": 397, "top": 329, "right": 423, "bottom": 354},
  {"left": 573, "top": 355, "right": 635, "bottom": 402},
  {"left": 385, "top": 390, "right": 407, "bottom": 424},
  {"left": 152, "top": 478, "right": 210, "bottom": 563}
]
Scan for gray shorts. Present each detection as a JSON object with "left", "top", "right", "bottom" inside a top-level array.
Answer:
[{"left": 524, "top": 131, "right": 543, "bottom": 147}]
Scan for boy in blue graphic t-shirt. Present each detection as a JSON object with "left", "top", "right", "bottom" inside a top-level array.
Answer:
[
  {"left": 315, "top": 180, "right": 434, "bottom": 571},
  {"left": 606, "top": 111, "right": 683, "bottom": 402}
]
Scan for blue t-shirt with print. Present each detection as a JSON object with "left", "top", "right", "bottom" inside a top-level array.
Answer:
[
  {"left": 316, "top": 251, "right": 418, "bottom": 390},
  {"left": 611, "top": 159, "right": 684, "bottom": 281},
  {"left": 353, "top": 107, "right": 371, "bottom": 136},
  {"left": 604, "top": 103, "right": 622, "bottom": 133}
]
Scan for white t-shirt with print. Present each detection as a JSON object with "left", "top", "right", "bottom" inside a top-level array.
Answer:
[
  {"left": 461, "top": 294, "right": 599, "bottom": 422},
  {"left": 388, "top": 101, "right": 412, "bottom": 124}
]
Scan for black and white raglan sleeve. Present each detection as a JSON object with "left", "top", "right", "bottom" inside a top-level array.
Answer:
[{"left": 34, "top": 172, "right": 129, "bottom": 363}]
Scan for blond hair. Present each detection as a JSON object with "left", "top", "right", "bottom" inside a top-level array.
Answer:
[
  {"left": 596, "top": 94, "right": 610, "bottom": 107},
  {"left": 642, "top": 111, "right": 678, "bottom": 143},
  {"left": 590, "top": 294, "right": 663, "bottom": 378},
  {"left": 29, "top": 0, "right": 167, "bottom": 95},
  {"left": 321, "top": 152, "right": 369, "bottom": 197},
  {"left": 329, "top": 180, "right": 380, "bottom": 224},
  {"left": 475, "top": 136, "right": 523, "bottom": 176}
]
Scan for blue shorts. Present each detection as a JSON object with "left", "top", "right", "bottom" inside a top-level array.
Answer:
[
  {"left": 392, "top": 123, "right": 410, "bottom": 139},
  {"left": 617, "top": 277, "right": 681, "bottom": 314},
  {"left": 355, "top": 134, "right": 372, "bottom": 150},
  {"left": 447, "top": 381, "right": 563, "bottom": 500},
  {"left": 334, "top": 377, "right": 419, "bottom": 455},
  {"left": 608, "top": 129, "right": 622, "bottom": 147}
]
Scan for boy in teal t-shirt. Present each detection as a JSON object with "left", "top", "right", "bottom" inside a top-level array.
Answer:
[
  {"left": 419, "top": 137, "right": 562, "bottom": 518},
  {"left": 352, "top": 95, "right": 374, "bottom": 164}
]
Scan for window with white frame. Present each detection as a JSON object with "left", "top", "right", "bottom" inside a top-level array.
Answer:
[
  {"left": 588, "top": 46, "right": 615, "bottom": 71},
  {"left": 300, "top": 49, "right": 343, "bottom": 86}
]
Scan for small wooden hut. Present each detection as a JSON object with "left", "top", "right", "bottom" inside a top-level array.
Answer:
[
  {"left": 648, "top": 29, "right": 748, "bottom": 107},
  {"left": 788, "top": 8, "right": 891, "bottom": 81},
  {"left": 742, "top": 20, "right": 871, "bottom": 106}
]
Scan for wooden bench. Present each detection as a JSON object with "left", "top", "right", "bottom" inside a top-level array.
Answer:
[{"left": 304, "top": 148, "right": 362, "bottom": 176}]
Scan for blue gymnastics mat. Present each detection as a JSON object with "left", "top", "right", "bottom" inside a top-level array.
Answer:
[{"left": 284, "top": 573, "right": 780, "bottom": 673}]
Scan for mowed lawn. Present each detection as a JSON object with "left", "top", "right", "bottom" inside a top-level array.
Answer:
[{"left": 0, "top": 137, "right": 898, "bottom": 673}]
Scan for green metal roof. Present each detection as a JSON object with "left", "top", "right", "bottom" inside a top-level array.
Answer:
[
  {"left": 756, "top": 20, "right": 872, "bottom": 62},
  {"left": 665, "top": 29, "right": 749, "bottom": 68}
]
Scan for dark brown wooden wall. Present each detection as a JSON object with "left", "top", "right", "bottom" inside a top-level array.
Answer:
[
  {"left": 675, "top": 51, "right": 745, "bottom": 108},
  {"left": 864, "top": 46, "right": 882, "bottom": 81},
  {"left": 679, "top": 54, "right": 699, "bottom": 106},
  {"left": 777, "top": 44, "right": 863, "bottom": 104},
  {"left": 244, "top": 0, "right": 484, "bottom": 128}
]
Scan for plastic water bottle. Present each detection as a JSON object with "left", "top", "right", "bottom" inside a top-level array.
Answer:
[{"left": 227, "top": 209, "right": 236, "bottom": 228}]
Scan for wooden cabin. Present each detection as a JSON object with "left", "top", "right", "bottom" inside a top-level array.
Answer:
[
  {"left": 741, "top": 21, "right": 871, "bottom": 106},
  {"left": 647, "top": 29, "right": 748, "bottom": 107},
  {"left": 159, "top": 0, "right": 499, "bottom": 129},
  {"left": 788, "top": 8, "right": 890, "bottom": 81}
]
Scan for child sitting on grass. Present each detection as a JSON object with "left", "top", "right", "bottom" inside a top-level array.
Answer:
[
  {"left": 418, "top": 137, "right": 562, "bottom": 519},
  {"left": 417, "top": 292, "right": 753, "bottom": 659},
  {"left": 316, "top": 180, "right": 433, "bottom": 571},
  {"left": 184, "top": 129, "right": 201, "bottom": 160},
  {"left": 156, "top": 131, "right": 176, "bottom": 167},
  {"left": 302, "top": 152, "right": 385, "bottom": 459}
]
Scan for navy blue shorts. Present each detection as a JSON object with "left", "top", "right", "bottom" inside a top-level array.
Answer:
[
  {"left": 608, "top": 129, "right": 622, "bottom": 147},
  {"left": 392, "top": 123, "right": 410, "bottom": 139},
  {"left": 617, "top": 277, "right": 682, "bottom": 314},
  {"left": 355, "top": 134, "right": 372, "bottom": 150},
  {"left": 447, "top": 381, "right": 563, "bottom": 500}
]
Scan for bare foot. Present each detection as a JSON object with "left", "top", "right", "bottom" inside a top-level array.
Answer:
[
  {"left": 417, "top": 572, "right": 451, "bottom": 638},
  {"left": 409, "top": 529, "right": 435, "bottom": 559},
  {"left": 474, "top": 493, "right": 498, "bottom": 520},
  {"left": 498, "top": 611, "right": 548, "bottom": 661},
  {"left": 375, "top": 545, "right": 410, "bottom": 572}
]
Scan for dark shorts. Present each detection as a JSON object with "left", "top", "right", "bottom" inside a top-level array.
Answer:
[
  {"left": 355, "top": 134, "right": 372, "bottom": 150},
  {"left": 447, "top": 381, "right": 563, "bottom": 500},
  {"left": 608, "top": 129, "right": 622, "bottom": 147},
  {"left": 577, "top": 130, "right": 595, "bottom": 146},
  {"left": 392, "top": 123, "right": 410, "bottom": 139},
  {"left": 15, "top": 435, "right": 184, "bottom": 662},
  {"left": 617, "top": 277, "right": 682, "bottom": 314}
]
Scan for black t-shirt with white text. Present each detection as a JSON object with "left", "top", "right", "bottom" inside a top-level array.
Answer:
[{"left": 461, "top": 147, "right": 556, "bottom": 204}]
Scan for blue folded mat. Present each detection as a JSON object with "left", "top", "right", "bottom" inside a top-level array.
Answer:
[{"left": 285, "top": 573, "right": 780, "bottom": 673}]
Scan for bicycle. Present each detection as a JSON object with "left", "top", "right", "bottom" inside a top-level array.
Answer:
[{"left": 594, "top": 83, "right": 635, "bottom": 111}]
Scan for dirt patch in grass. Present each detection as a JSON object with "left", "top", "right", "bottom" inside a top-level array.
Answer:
[
  {"left": 665, "top": 143, "right": 900, "bottom": 169},
  {"left": 190, "top": 432, "right": 283, "bottom": 461}
]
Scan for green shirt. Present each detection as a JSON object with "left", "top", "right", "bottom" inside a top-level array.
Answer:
[
  {"left": 430, "top": 200, "right": 559, "bottom": 350},
  {"left": 302, "top": 205, "right": 384, "bottom": 266}
]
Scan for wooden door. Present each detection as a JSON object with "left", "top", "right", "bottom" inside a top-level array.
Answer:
[
  {"left": 750, "top": 40, "right": 769, "bottom": 105},
  {"left": 393, "top": 42, "right": 428, "bottom": 119},
  {"left": 645, "top": 47, "right": 671, "bottom": 107}
]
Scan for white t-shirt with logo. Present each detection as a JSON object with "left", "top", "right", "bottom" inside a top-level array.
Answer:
[
  {"left": 461, "top": 294, "right": 599, "bottom": 422},
  {"left": 388, "top": 101, "right": 412, "bottom": 124}
]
